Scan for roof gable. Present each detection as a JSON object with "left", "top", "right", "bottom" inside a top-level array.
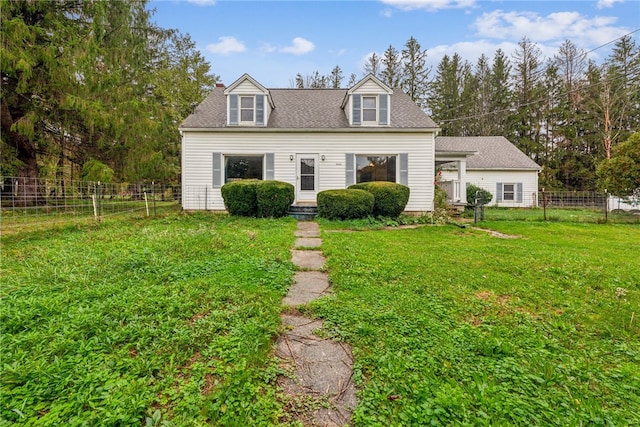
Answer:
[
  {"left": 224, "top": 73, "right": 268, "bottom": 95},
  {"left": 436, "top": 136, "right": 541, "bottom": 170}
]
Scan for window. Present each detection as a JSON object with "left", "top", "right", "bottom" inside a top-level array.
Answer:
[
  {"left": 225, "top": 155, "right": 263, "bottom": 182},
  {"left": 503, "top": 183, "right": 515, "bottom": 201},
  {"left": 362, "top": 96, "right": 377, "bottom": 122},
  {"left": 356, "top": 155, "right": 396, "bottom": 183},
  {"left": 240, "top": 96, "right": 254, "bottom": 122}
]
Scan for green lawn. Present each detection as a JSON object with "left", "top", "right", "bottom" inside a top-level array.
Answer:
[
  {"left": 312, "top": 221, "right": 639, "bottom": 425},
  {"left": 2, "top": 214, "right": 638, "bottom": 426},
  {"left": 1, "top": 213, "right": 297, "bottom": 426}
]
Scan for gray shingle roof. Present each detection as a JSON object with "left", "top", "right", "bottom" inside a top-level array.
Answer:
[
  {"left": 180, "top": 87, "right": 438, "bottom": 129},
  {"left": 436, "top": 136, "right": 541, "bottom": 170}
]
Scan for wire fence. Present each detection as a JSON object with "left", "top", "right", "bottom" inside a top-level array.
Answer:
[
  {"left": 1, "top": 177, "right": 180, "bottom": 232},
  {"left": 2, "top": 178, "right": 639, "bottom": 231}
]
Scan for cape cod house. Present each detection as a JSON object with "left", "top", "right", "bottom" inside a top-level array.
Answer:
[
  {"left": 179, "top": 73, "right": 539, "bottom": 212},
  {"left": 180, "top": 73, "right": 440, "bottom": 213}
]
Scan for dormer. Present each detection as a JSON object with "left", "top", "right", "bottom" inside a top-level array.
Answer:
[
  {"left": 224, "top": 74, "right": 275, "bottom": 126},
  {"left": 342, "top": 74, "right": 393, "bottom": 127}
]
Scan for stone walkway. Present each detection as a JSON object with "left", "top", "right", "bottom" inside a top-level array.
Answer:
[{"left": 275, "top": 221, "right": 356, "bottom": 426}]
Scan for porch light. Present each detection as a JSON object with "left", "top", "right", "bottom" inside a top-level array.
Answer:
[
  {"left": 289, "top": 155, "right": 294, "bottom": 161},
  {"left": 321, "top": 155, "right": 325, "bottom": 161}
]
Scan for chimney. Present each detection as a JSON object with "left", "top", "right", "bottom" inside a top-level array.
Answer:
[{"left": 215, "top": 83, "right": 225, "bottom": 88}]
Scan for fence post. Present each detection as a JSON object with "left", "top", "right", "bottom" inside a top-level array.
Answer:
[
  {"left": 204, "top": 186, "right": 208, "bottom": 211},
  {"left": 542, "top": 188, "right": 547, "bottom": 221},
  {"left": 152, "top": 181, "right": 157, "bottom": 217},
  {"left": 604, "top": 190, "right": 608, "bottom": 223}
]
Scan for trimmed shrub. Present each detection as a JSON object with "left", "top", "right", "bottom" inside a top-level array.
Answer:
[
  {"left": 221, "top": 179, "right": 259, "bottom": 216},
  {"left": 467, "top": 184, "right": 493, "bottom": 205},
  {"left": 348, "top": 181, "right": 410, "bottom": 218},
  {"left": 256, "top": 180, "right": 294, "bottom": 218},
  {"left": 317, "top": 189, "right": 374, "bottom": 220}
]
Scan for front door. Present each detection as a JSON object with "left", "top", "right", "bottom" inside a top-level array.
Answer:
[{"left": 296, "top": 154, "right": 319, "bottom": 202}]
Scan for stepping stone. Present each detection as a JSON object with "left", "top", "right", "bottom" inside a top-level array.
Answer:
[
  {"left": 275, "top": 314, "right": 356, "bottom": 426},
  {"left": 291, "top": 250, "right": 325, "bottom": 270},
  {"left": 295, "top": 221, "right": 320, "bottom": 238},
  {"left": 294, "top": 237, "right": 322, "bottom": 248},
  {"left": 283, "top": 271, "right": 330, "bottom": 306}
]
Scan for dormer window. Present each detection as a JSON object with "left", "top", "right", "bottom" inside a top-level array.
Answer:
[
  {"left": 240, "top": 96, "right": 254, "bottom": 122},
  {"left": 351, "top": 93, "right": 388, "bottom": 126},
  {"left": 228, "top": 93, "right": 266, "bottom": 126},
  {"left": 363, "top": 96, "right": 377, "bottom": 122}
]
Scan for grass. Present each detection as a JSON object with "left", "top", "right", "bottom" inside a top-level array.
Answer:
[
  {"left": 311, "top": 221, "right": 640, "bottom": 425},
  {"left": 1, "top": 212, "right": 296, "bottom": 426},
  {"left": 479, "top": 206, "right": 639, "bottom": 224},
  {"left": 2, "top": 212, "right": 639, "bottom": 425}
]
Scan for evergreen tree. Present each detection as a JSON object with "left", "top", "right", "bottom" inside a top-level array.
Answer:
[
  {"left": 329, "top": 65, "right": 344, "bottom": 88},
  {"left": 401, "top": 36, "right": 430, "bottom": 109},
  {"left": 489, "top": 49, "right": 513, "bottom": 136},
  {"left": 510, "top": 37, "right": 544, "bottom": 161},
  {"left": 363, "top": 53, "right": 382, "bottom": 77},
  {"left": 380, "top": 45, "right": 402, "bottom": 88}
]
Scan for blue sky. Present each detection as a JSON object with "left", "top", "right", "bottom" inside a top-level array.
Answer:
[{"left": 148, "top": 0, "right": 640, "bottom": 87}]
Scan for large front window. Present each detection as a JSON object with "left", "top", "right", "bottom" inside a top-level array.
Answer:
[
  {"left": 225, "top": 155, "right": 263, "bottom": 182},
  {"left": 356, "top": 155, "right": 396, "bottom": 183}
]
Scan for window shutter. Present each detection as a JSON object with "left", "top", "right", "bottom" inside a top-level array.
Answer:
[
  {"left": 256, "top": 94, "right": 265, "bottom": 125},
  {"left": 516, "top": 183, "right": 523, "bottom": 203},
  {"left": 345, "top": 153, "right": 354, "bottom": 186},
  {"left": 212, "top": 152, "right": 222, "bottom": 188},
  {"left": 265, "top": 153, "right": 274, "bottom": 180},
  {"left": 399, "top": 153, "right": 408, "bottom": 185},
  {"left": 352, "top": 94, "right": 361, "bottom": 125},
  {"left": 229, "top": 94, "right": 238, "bottom": 125},
  {"left": 379, "top": 94, "right": 388, "bottom": 125},
  {"left": 496, "top": 183, "right": 503, "bottom": 203}
]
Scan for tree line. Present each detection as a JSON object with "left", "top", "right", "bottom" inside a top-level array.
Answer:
[
  {"left": 1, "top": 0, "right": 217, "bottom": 201},
  {"left": 294, "top": 35, "right": 639, "bottom": 192}
]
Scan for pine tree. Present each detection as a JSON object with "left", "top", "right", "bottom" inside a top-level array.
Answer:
[
  {"left": 363, "top": 53, "right": 382, "bottom": 77},
  {"left": 380, "top": 45, "right": 402, "bottom": 88},
  {"left": 329, "top": 65, "right": 344, "bottom": 88},
  {"left": 401, "top": 36, "right": 430, "bottom": 109}
]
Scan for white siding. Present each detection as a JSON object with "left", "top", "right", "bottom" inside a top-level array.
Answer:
[
  {"left": 440, "top": 169, "right": 539, "bottom": 207},
  {"left": 182, "top": 131, "right": 435, "bottom": 212},
  {"left": 353, "top": 80, "right": 388, "bottom": 94}
]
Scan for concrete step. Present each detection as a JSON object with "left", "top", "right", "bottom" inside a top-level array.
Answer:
[{"left": 289, "top": 204, "right": 318, "bottom": 220}]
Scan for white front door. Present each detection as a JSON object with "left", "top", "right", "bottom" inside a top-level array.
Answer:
[{"left": 296, "top": 154, "right": 319, "bottom": 202}]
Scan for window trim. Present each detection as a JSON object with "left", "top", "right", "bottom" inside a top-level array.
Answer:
[
  {"left": 502, "top": 183, "right": 516, "bottom": 201},
  {"left": 239, "top": 96, "right": 255, "bottom": 123},
  {"left": 362, "top": 96, "right": 377, "bottom": 122}
]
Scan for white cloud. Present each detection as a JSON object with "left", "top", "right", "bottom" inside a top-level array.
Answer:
[
  {"left": 280, "top": 37, "right": 315, "bottom": 55},
  {"left": 186, "top": 0, "right": 216, "bottom": 5},
  {"left": 597, "top": 0, "right": 623, "bottom": 9},
  {"left": 380, "top": 0, "right": 476, "bottom": 11},
  {"left": 206, "top": 36, "right": 246, "bottom": 54},
  {"left": 473, "top": 10, "right": 628, "bottom": 47}
]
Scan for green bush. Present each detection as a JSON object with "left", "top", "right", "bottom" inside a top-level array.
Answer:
[
  {"left": 348, "top": 182, "right": 410, "bottom": 218},
  {"left": 317, "top": 189, "right": 374, "bottom": 220},
  {"left": 434, "top": 185, "right": 449, "bottom": 209},
  {"left": 222, "top": 180, "right": 295, "bottom": 217},
  {"left": 467, "top": 184, "right": 493, "bottom": 205},
  {"left": 256, "top": 180, "right": 294, "bottom": 218},
  {"left": 221, "top": 179, "right": 259, "bottom": 216}
]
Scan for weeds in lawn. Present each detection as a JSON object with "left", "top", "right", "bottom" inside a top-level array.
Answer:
[
  {"left": 1, "top": 212, "right": 296, "bottom": 425},
  {"left": 312, "top": 221, "right": 640, "bottom": 425}
]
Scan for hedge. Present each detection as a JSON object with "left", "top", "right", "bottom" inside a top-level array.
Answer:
[
  {"left": 221, "top": 179, "right": 259, "bottom": 216},
  {"left": 348, "top": 181, "right": 410, "bottom": 218},
  {"left": 317, "top": 189, "right": 374, "bottom": 220},
  {"left": 256, "top": 180, "right": 294, "bottom": 218},
  {"left": 467, "top": 184, "right": 493, "bottom": 205},
  {"left": 221, "top": 179, "right": 294, "bottom": 217}
]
